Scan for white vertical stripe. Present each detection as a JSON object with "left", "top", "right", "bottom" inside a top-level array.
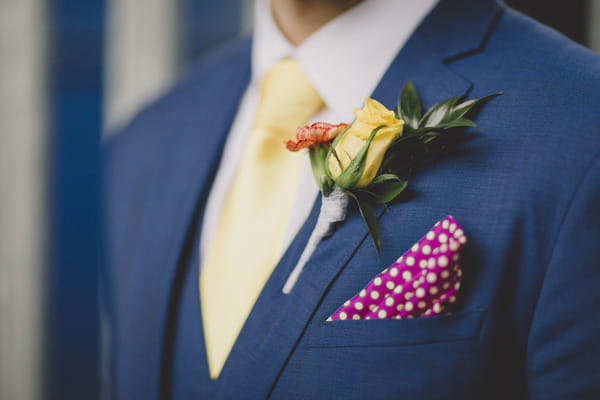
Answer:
[
  {"left": 104, "top": 0, "right": 179, "bottom": 133},
  {"left": 588, "top": 0, "right": 600, "bottom": 53},
  {"left": 0, "top": 0, "right": 48, "bottom": 399}
]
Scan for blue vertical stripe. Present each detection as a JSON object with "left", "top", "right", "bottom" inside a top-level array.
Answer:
[{"left": 47, "top": 0, "right": 103, "bottom": 399}]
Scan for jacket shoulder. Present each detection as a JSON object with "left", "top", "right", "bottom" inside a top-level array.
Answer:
[
  {"left": 457, "top": 6, "right": 600, "bottom": 147},
  {"left": 476, "top": 5, "right": 600, "bottom": 99},
  {"left": 105, "top": 36, "right": 251, "bottom": 158}
]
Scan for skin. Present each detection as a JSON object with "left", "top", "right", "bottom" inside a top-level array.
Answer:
[{"left": 271, "top": 0, "right": 364, "bottom": 45}]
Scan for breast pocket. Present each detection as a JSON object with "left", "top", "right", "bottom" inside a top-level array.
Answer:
[
  {"left": 275, "top": 309, "right": 489, "bottom": 400},
  {"left": 304, "top": 309, "right": 486, "bottom": 348}
]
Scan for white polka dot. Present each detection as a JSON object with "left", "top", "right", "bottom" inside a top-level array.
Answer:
[
  {"left": 440, "top": 244, "right": 448, "bottom": 253},
  {"left": 396, "top": 304, "right": 404, "bottom": 312},
  {"left": 422, "top": 244, "right": 432, "bottom": 255},
  {"left": 404, "top": 292, "right": 414, "bottom": 300},
  {"left": 449, "top": 296, "right": 457, "bottom": 303},
  {"left": 454, "top": 229, "right": 464, "bottom": 238},
  {"left": 457, "top": 269, "right": 463, "bottom": 277},
  {"left": 344, "top": 300, "right": 350, "bottom": 307},
  {"left": 365, "top": 316, "right": 372, "bottom": 320},
  {"left": 393, "top": 285, "right": 403, "bottom": 294},
  {"left": 416, "top": 287, "right": 426, "bottom": 298},
  {"left": 426, "top": 231, "right": 436, "bottom": 240},
  {"left": 442, "top": 219, "right": 449, "bottom": 229},
  {"left": 393, "top": 315, "right": 402, "bottom": 319},
  {"left": 405, "top": 302, "right": 414, "bottom": 311},
  {"left": 411, "top": 243, "right": 420, "bottom": 252},
  {"left": 369, "top": 304, "right": 377, "bottom": 311},
  {"left": 418, "top": 301, "right": 426, "bottom": 309},
  {"left": 386, "top": 281, "right": 395, "bottom": 290},
  {"left": 424, "top": 309, "right": 432, "bottom": 316},
  {"left": 385, "top": 297, "right": 394, "bottom": 307},
  {"left": 459, "top": 236, "right": 467, "bottom": 244},
  {"left": 443, "top": 282, "right": 450, "bottom": 289},
  {"left": 413, "top": 280, "right": 421, "bottom": 289},
  {"left": 426, "top": 272, "right": 438, "bottom": 283},
  {"left": 326, "top": 317, "right": 333, "bottom": 322},
  {"left": 452, "top": 253, "right": 460, "bottom": 261},
  {"left": 353, "top": 314, "right": 361, "bottom": 320},
  {"left": 449, "top": 223, "right": 456, "bottom": 233},
  {"left": 402, "top": 270, "right": 412, "bottom": 281},
  {"left": 450, "top": 240, "right": 460, "bottom": 251},
  {"left": 390, "top": 267, "right": 399, "bottom": 277},
  {"left": 438, "top": 256, "right": 449, "bottom": 268},
  {"left": 359, "top": 289, "right": 367, "bottom": 298},
  {"left": 454, "top": 282, "right": 461, "bottom": 291},
  {"left": 396, "top": 255, "right": 404, "bottom": 263},
  {"left": 355, "top": 301, "right": 364, "bottom": 310},
  {"left": 378, "top": 309, "right": 387, "bottom": 319},
  {"left": 374, "top": 277, "right": 382, "bottom": 286},
  {"left": 441, "top": 270, "right": 450, "bottom": 279},
  {"left": 433, "top": 303, "right": 441, "bottom": 313},
  {"left": 370, "top": 290, "right": 380, "bottom": 300},
  {"left": 419, "top": 259, "right": 428, "bottom": 268},
  {"left": 430, "top": 286, "right": 439, "bottom": 295},
  {"left": 339, "top": 312, "right": 347, "bottom": 320},
  {"left": 428, "top": 258, "right": 437, "bottom": 269},
  {"left": 406, "top": 256, "right": 415, "bottom": 266}
]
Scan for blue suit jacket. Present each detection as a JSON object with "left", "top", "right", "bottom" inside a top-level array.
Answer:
[{"left": 104, "top": 0, "right": 600, "bottom": 398}]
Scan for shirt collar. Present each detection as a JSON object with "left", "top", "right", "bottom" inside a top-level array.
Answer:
[{"left": 253, "top": 0, "right": 439, "bottom": 122}]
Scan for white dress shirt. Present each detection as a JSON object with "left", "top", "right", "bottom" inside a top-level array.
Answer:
[{"left": 200, "top": 0, "right": 439, "bottom": 262}]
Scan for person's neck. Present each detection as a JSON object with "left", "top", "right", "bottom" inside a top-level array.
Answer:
[{"left": 271, "top": 0, "right": 363, "bottom": 46}]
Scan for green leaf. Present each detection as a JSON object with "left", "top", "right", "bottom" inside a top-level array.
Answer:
[
  {"left": 325, "top": 122, "right": 352, "bottom": 180},
  {"left": 446, "top": 92, "right": 502, "bottom": 122},
  {"left": 419, "top": 95, "right": 462, "bottom": 128},
  {"left": 397, "top": 82, "right": 422, "bottom": 129},
  {"left": 328, "top": 146, "right": 343, "bottom": 175},
  {"left": 309, "top": 144, "right": 333, "bottom": 193},
  {"left": 370, "top": 177, "right": 408, "bottom": 204},
  {"left": 372, "top": 173, "right": 401, "bottom": 185},
  {"left": 437, "top": 118, "right": 478, "bottom": 130},
  {"left": 348, "top": 192, "right": 381, "bottom": 254},
  {"left": 334, "top": 125, "right": 385, "bottom": 189},
  {"left": 415, "top": 131, "right": 439, "bottom": 145},
  {"left": 320, "top": 175, "right": 334, "bottom": 197},
  {"left": 327, "top": 121, "right": 352, "bottom": 152},
  {"left": 401, "top": 124, "right": 417, "bottom": 136}
]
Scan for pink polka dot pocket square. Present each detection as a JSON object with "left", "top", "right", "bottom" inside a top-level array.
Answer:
[{"left": 328, "top": 216, "right": 466, "bottom": 321}]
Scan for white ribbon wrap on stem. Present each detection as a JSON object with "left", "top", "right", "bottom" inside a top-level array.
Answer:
[{"left": 282, "top": 188, "right": 349, "bottom": 294}]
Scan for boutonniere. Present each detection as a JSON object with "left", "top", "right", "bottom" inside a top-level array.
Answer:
[{"left": 282, "top": 82, "right": 500, "bottom": 293}]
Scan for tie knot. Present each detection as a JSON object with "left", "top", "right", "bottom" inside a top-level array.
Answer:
[{"left": 253, "top": 58, "right": 324, "bottom": 139}]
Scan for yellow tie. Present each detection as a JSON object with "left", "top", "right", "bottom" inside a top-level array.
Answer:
[{"left": 200, "top": 58, "right": 324, "bottom": 379}]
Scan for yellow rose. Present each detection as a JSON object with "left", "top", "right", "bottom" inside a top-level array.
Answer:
[{"left": 328, "top": 98, "right": 404, "bottom": 187}]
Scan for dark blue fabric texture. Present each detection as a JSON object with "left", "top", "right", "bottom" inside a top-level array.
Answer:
[{"left": 103, "top": 0, "right": 600, "bottom": 398}]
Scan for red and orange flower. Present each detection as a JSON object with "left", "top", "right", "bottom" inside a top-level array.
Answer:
[{"left": 285, "top": 122, "right": 348, "bottom": 152}]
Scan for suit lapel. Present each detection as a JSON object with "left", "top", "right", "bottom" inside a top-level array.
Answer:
[
  {"left": 216, "top": 1, "right": 503, "bottom": 398},
  {"left": 122, "top": 39, "right": 252, "bottom": 398}
]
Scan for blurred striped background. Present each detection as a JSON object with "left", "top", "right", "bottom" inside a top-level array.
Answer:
[{"left": 0, "top": 1, "right": 597, "bottom": 399}]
